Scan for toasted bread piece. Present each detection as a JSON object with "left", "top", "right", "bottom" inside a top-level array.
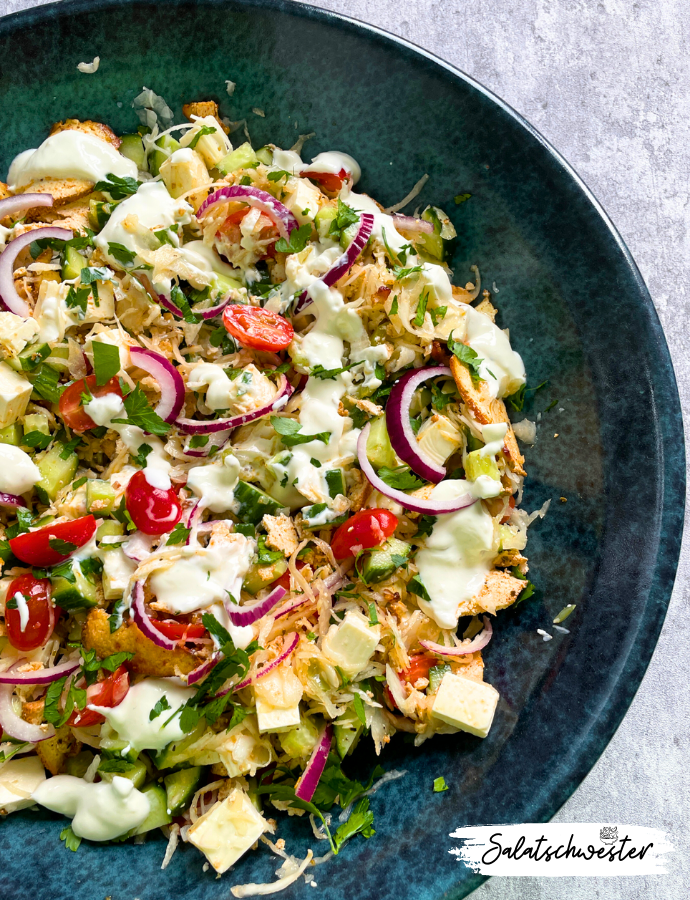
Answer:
[
  {"left": 262, "top": 514, "right": 299, "bottom": 557},
  {"left": 458, "top": 569, "right": 526, "bottom": 617},
  {"left": 450, "top": 355, "right": 526, "bottom": 476},
  {"left": 20, "top": 119, "right": 119, "bottom": 212},
  {"left": 182, "top": 100, "right": 230, "bottom": 135},
  {"left": 82, "top": 608, "right": 197, "bottom": 676},
  {"left": 22, "top": 700, "right": 80, "bottom": 775},
  {"left": 50, "top": 118, "right": 121, "bottom": 149}
]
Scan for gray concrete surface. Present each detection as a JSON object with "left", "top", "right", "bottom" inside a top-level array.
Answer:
[{"left": 1, "top": 0, "right": 688, "bottom": 897}]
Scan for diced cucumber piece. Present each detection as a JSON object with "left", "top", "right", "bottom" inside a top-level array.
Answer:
[
  {"left": 8, "top": 342, "right": 51, "bottom": 373},
  {"left": 334, "top": 722, "right": 362, "bottom": 758},
  {"left": 96, "top": 519, "right": 124, "bottom": 540},
  {"left": 149, "top": 134, "right": 181, "bottom": 178},
  {"left": 0, "top": 424, "right": 22, "bottom": 445},
  {"left": 65, "top": 750, "right": 95, "bottom": 778},
  {"left": 62, "top": 246, "right": 86, "bottom": 281},
  {"left": 44, "top": 345, "right": 70, "bottom": 373},
  {"left": 315, "top": 206, "right": 338, "bottom": 240},
  {"left": 99, "top": 757, "right": 148, "bottom": 789},
  {"left": 50, "top": 560, "right": 98, "bottom": 611},
  {"left": 89, "top": 199, "right": 112, "bottom": 231},
  {"left": 86, "top": 479, "right": 117, "bottom": 516},
  {"left": 213, "top": 272, "right": 243, "bottom": 295},
  {"left": 358, "top": 537, "right": 410, "bottom": 585},
  {"left": 414, "top": 207, "right": 445, "bottom": 260},
  {"left": 255, "top": 146, "right": 273, "bottom": 166},
  {"left": 119, "top": 133, "right": 147, "bottom": 170},
  {"left": 278, "top": 716, "right": 320, "bottom": 759},
  {"left": 164, "top": 766, "right": 204, "bottom": 816},
  {"left": 233, "top": 480, "right": 283, "bottom": 524},
  {"left": 216, "top": 142, "right": 258, "bottom": 175},
  {"left": 35, "top": 443, "right": 78, "bottom": 503},
  {"left": 366, "top": 416, "right": 397, "bottom": 470},
  {"left": 325, "top": 468, "right": 345, "bottom": 499},
  {"left": 301, "top": 503, "right": 347, "bottom": 530},
  {"left": 154, "top": 720, "right": 206, "bottom": 770},
  {"left": 22, "top": 413, "right": 50, "bottom": 436},
  {"left": 100, "top": 724, "right": 139, "bottom": 763},
  {"left": 427, "top": 663, "right": 451, "bottom": 694},
  {"left": 132, "top": 784, "right": 172, "bottom": 834},
  {"left": 464, "top": 449, "right": 500, "bottom": 482},
  {"left": 242, "top": 558, "right": 288, "bottom": 595},
  {"left": 340, "top": 221, "right": 360, "bottom": 250}
]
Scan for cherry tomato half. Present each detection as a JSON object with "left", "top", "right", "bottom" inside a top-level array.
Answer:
[
  {"left": 302, "top": 168, "right": 349, "bottom": 193},
  {"left": 4, "top": 574, "right": 55, "bottom": 652},
  {"left": 402, "top": 655, "right": 436, "bottom": 685},
  {"left": 68, "top": 665, "right": 130, "bottom": 728},
  {"left": 222, "top": 304, "right": 294, "bottom": 352},
  {"left": 331, "top": 508, "right": 399, "bottom": 560},
  {"left": 125, "top": 470, "right": 182, "bottom": 535},
  {"left": 9, "top": 515, "right": 97, "bottom": 567},
  {"left": 150, "top": 620, "right": 207, "bottom": 642},
  {"left": 58, "top": 375, "right": 123, "bottom": 434}
]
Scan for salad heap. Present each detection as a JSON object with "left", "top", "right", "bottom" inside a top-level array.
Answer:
[{"left": 0, "top": 94, "right": 536, "bottom": 888}]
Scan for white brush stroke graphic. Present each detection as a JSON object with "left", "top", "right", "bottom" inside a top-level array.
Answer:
[{"left": 449, "top": 823, "right": 674, "bottom": 876}]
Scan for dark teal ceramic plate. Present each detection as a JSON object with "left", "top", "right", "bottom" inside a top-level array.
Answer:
[{"left": 0, "top": 1, "right": 683, "bottom": 898}]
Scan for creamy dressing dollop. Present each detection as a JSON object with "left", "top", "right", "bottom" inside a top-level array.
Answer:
[
  {"left": 91, "top": 678, "right": 194, "bottom": 752},
  {"left": 0, "top": 444, "right": 42, "bottom": 495},
  {"left": 32, "top": 775, "right": 150, "bottom": 841},
  {"left": 415, "top": 480, "right": 497, "bottom": 629},
  {"left": 8, "top": 130, "right": 137, "bottom": 189}
]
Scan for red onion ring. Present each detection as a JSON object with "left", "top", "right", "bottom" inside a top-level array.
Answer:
[
  {"left": 196, "top": 185, "right": 299, "bottom": 241},
  {"left": 0, "top": 193, "right": 53, "bottom": 219},
  {"left": 0, "top": 666, "right": 56, "bottom": 743},
  {"left": 293, "top": 213, "right": 374, "bottom": 315},
  {"left": 391, "top": 213, "right": 435, "bottom": 234},
  {"left": 129, "top": 346, "right": 185, "bottom": 423},
  {"left": 218, "top": 632, "right": 300, "bottom": 696},
  {"left": 420, "top": 616, "right": 493, "bottom": 656},
  {"left": 0, "top": 492, "right": 28, "bottom": 510},
  {"left": 224, "top": 585, "right": 286, "bottom": 628},
  {"left": 0, "top": 226, "right": 73, "bottom": 316},
  {"left": 182, "top": 429, "right": 233, "bottom": 458},
  {"left": 187, "top": 653, "right": 220, "bottom": 686},
  {"left": 131, "top": 581, "right": 178, "bottom": 651},
  {"left": 357, "top": 423, "right": 476, "bottom": 514},
  {"left": 176, "top": 373, "right": 293, "bottom": 434},
  {"left": 0, "top": 657, "right": 80, "bottom": 685},
  {"left": 386, "top": 366, "right": 453, "bottom": 483},
  {"left": 295, "top": 722, "right": 333, "bottom": 802},
  {"left": 159, "top": 292, "right": 232, "bottom": 321}
]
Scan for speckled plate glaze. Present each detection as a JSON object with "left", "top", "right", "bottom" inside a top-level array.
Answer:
[{"left": 0, "top": 1, "right": 683, "bottom": 898}]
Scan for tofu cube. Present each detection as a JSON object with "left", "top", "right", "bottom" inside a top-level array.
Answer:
[
  {"left": 431, "top": 672, "right": 499, "bottom": 738},
  {"left": 101, "top": 548, "right": 136, "bottom": 600},
  {"left": 0, "top": 312, "right": 39, "bottom": 359},
  {"left": 322, "top": 611, "right": 380, "bottom": 679},
  {"left": 284, "top": 178, "right": 322, "bottom": 224},
  {"left": 187, "top": 788, "right": 268, "bottom": 873},
  {"left": 180, "top": 115, "right": 232, "bottom": 168},
  {"left": 0, "top": 756, "right": 46, "bottom": 814},
  {"left": 0, "top": 361, "right": 32, "bottom": 429},
  {"left": 255, "top": 696, "right": 301, "bottom": 734},
  {"left": 160, "top": 148, "right": 211, "bottom": 211}
]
